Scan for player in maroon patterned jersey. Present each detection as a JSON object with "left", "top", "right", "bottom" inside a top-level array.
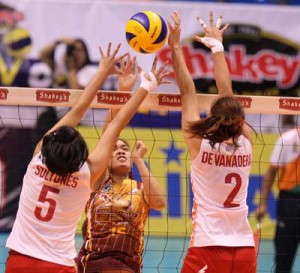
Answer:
[{"left": 77, "top": 55, "right": 166, "bottom": 273}]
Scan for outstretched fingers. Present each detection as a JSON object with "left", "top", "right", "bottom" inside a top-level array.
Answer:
[
  {"left": 106, "top": 42, "right": 112, "bottom": 56},
  {"left": 197, "top": 16, "right": 207, "bottom": 30},
  {"left": 151, "top": 56, "right": 158, "bottom": 72},
  {"left": 168, "top": 11, "right": 181, "bottom": 48},
  {"left": 132, "top": 55, "right": 137, "bottom": 68},
  {"left": 98, "top": 46, "right": 105, "bottom": 58},
  {"left": 137, "top": 66, "right": 142, "bottom": 74},
  {"left": 115, "top": 52, "right": 128, "bottom": 63},
  {"left": 198, "top": 13, "right": 226, "bottom": 30},
  {"left": 209, "top": 10, "right": 214, "bottom": 27},
  {"left": 111, "top": 43, "right": 121, "bottom": 58},
  {"left": 156, "top": 61, "right": 171, "bottom": 85},
  {"left": 156, "top": 60, "right": 169, "bottom": 76},
  {"left": 216, "top": 16, "right": 222, "bottom": 29},
  {"left": 99, "top": 42, "right": 122, "bottom": 59},
  {"left": 171, "top": 11, "right": 181, "bottom": 27},
  {"left": 126, "top": 55, "right": 137, "bottom": 74},
  {"left": 220, "top": 23, "right": 229, "bottom": 34},
  {"left": 160, "top": 70, "right": 173, "bottom": 85}
]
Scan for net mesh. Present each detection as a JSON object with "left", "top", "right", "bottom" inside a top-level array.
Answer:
[{"left": 0, "top": 87, "right": 300, "bottom": 272}]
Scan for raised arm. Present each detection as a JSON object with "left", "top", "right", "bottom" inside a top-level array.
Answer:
[
  {"left": 102, "top": 54, "right": 138, "bottom": 133},
  {"left": 194, "top": 11, "right": 231, "bottom": 97},
  {"left": 88, "top": 58, "right": 170, "bottom": 186},
  {"left": 39, "top": 38, "right": 75, "bottom": 70},
  {"left": 50, "top": 43, "right": 125, "bottom": 131},
  {"left": 168, "top": 11, "right": 201, "bottom": 159},
  {"left": 194, "top": 12, "right": 252, "bottom": 141},
  {"left": 133, "top": 141, "right": 166, "bottom": 210},
  {"left": 34, "top": 43, "right": 126, "bottom": 156},
  {"left": 94, "top": 54, "right": 139, "bottom": 190}
]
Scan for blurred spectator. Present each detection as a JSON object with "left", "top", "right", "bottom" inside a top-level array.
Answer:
[
  {"left": 39, "top": 38, "right": 97, "bottom": 89},
  {"left": 0, "top": 107, "right": 58, "bottom": 231},
  {"left": 39, "top": 38, "right": 110, "bottom": 124}
]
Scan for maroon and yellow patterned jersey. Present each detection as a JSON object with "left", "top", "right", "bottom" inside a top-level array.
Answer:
[{"left": 81, "top": 177, "right": 150, "bottom": 272}]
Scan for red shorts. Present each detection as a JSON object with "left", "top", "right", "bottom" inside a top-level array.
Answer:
[
  {"left": 5, "top": 250, "right": 76, "bottom": 273},
  {"left": 181, "top": 246, "right": 256, "bottom": 273}
]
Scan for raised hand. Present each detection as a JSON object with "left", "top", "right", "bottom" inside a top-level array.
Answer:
[
  {"left": 98, "top": 43, "right": 127, "bottom": 76},
  {"left": 138, "top": 57, "right": 172, "bottom": 93},
  {"left": 194, "top": 11, "right": 229, "bottom": 53},
  {"left": 116, "top": 53, "right": 138, "bottom": 91},
  {"left": 151, "top": 56, "right": 172, "bottom": 86},
  {"left": 196, "top": 11, "right": 229, "bottom": 42},
  {"left": 167, "top": 11, "right": 181, "bottom": 49},
  {"left": 132, "top": 141, "right": 147, "bottom": 161}
]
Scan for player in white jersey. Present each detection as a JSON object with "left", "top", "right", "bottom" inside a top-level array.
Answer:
[
  {"left": 168, "top": 11, "right": 256, "bottom": 273},
  {"left": 5, "top": 44, "right": 170, "bottom": 273},
  {"left": 257, "top": 126, "right": 300, "bottom": 273}
]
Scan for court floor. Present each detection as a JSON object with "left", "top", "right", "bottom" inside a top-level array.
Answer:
[{"left": 0, "top": 233, "right": 299, "bottom": 273}]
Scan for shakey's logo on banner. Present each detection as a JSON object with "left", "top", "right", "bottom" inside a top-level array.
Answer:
[{"left": 158, "top": 24, "right": 300, "bottom": 96}]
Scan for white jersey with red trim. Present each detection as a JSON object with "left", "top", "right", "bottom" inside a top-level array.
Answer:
[
  {"left": 6, "top": 153, "right": 91, "bottom": 266},
  {"left": 190, "top": 136, "right": 254, "bottom": 247}
]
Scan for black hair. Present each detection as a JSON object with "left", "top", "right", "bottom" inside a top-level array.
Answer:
[
  {"left": 41, "top": 126, "right": 88, "bottom": 176},
  {"left": 74, "top": 38, "right": 91, "bottom": 67},
  {"left": 35, "top": 107, "right": 59, "bottom": 142}
]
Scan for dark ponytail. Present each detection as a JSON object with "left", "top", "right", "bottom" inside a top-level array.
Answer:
[{"left": 187, "top": 96, "right": 245, "bottom": 148}]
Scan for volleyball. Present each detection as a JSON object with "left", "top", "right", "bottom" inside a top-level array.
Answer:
[{"left": 125, "top": 11, "right": 168, "bottom": 54}]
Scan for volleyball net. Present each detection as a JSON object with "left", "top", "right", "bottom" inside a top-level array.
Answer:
[{"left": 0, "top": 87, "right": 300, "bottom": 272}]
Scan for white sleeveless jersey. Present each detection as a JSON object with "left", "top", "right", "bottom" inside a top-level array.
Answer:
[
  {"left": 6, "top": 153, "right": 91, "bottom": 266},
  {"left": 190, "top": 136, "right": 254, "bottom": 247},
  {"left": 270, "top": 128, "right": 300, "bottom": 192}
]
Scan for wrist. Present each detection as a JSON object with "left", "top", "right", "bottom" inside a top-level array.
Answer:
[
  {"left": 210, "top": 39, "right": 224, "bottom": 54},
  {"left": 118, "top": 85, "right": 131, "bottom": 92},
  {"left": 133, "top": 157, "right": 144, "bottom": 166},
  {"left": 200, "top": 37, "right": 224, "bottom": 54},
  {"left": 259, "top": 198, "right": 268, "bottom": 206},
  {"left": 171, "top": 44, "right": 180, "bottom": 50},
  {"left": 98, "top": 68, "right": 110, "bottom": 77},
  {"left": 139, "top": 71, "right": 157, "bottom": 92},
  {"left": 92, "top": 69, "right": 107, "bottom": 84}
]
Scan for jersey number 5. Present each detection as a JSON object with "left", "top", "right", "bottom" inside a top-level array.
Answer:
[
  {"left": 34, "top": 185, "right": 60, "bottom": 222},
  {"left": 223, "top": 173, "right": 242, "bottom": 208}
]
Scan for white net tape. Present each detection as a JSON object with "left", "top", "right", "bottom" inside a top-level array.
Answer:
[{"left": 0, "top": 87, "right": 300, "bottom": 114}]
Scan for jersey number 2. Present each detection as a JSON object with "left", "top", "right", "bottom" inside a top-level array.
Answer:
[
  {"left": 223, "top": 173, "right": 242, "bottom": 208},
  {"left": 34, "top": 185, "right": 60, "bottom": 222}
]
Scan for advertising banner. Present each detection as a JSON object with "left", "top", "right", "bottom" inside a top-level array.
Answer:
[
  {"left": 0, "top": 0, "right": 299, "bottom": 95},
  {"left": 1, "top": 0, "right": 299, "bottom": 238}
]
